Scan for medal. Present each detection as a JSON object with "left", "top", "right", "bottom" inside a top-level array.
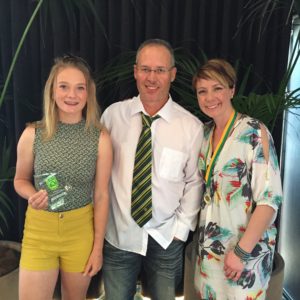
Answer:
[{"left": 203, "top": 192, "right": 211, "bottom": 205}]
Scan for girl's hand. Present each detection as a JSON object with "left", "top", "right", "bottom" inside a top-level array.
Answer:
[
  {"left": 83, "top": 248, "right": 103, "bottom": 277},
  {"left": 28, "top": 189, "right": 48, "bottom": 210}
]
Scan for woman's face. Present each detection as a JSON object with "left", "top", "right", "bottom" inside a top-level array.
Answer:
[
  {"left": 195, "top": 78, "right": 235, "bottom": 120},
  {"left": 53, "top": 67, "right": 88, "bottom": 122}
]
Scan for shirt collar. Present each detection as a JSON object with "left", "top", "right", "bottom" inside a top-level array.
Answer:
[{"left": 130, "top": 95, "right": 174, "bottom": 123}]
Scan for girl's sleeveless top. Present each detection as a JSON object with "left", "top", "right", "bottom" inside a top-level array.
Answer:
[{"left": 33, "top": 120, "right": 101, "bottom": 212}]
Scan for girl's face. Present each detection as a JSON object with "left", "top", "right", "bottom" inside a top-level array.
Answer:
[
  {"left": 195, "top": 78, "right": 235, "bottom": 121},
  {"left": 54, "top": 67, "right": 88, "bottom": 122}
]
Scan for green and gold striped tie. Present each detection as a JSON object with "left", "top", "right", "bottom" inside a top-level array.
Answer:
[{"left": 131, "top": 112, "right": 159, "bottom": 227}]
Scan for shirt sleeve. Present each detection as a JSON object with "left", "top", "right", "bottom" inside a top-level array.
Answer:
[
  {"left": 100, "top": 107, "right": 112, "bottom": 131},
  {"left": 174, "top": 124, "right": 205, "bottom": 241},
  {"left": 251, "top": 126, "right": 283, "bottom": 211}
]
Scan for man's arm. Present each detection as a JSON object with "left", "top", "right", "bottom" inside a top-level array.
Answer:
[{"left": 174, "top": 124, "right": 204, "bottom": 241}]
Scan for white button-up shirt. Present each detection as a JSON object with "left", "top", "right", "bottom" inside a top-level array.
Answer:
[{"left": 101, "top": 96, "right": 204, "bottom": 255}]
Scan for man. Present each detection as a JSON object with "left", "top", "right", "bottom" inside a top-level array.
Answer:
[{"left": 101, "top": 39, "right": 204, "bottom": 300}]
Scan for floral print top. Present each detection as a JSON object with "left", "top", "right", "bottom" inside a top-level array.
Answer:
[{"left": 194, "top": 115, "right": 282, "bottom": 300}]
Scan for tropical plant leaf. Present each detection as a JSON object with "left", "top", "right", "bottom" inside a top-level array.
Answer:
[
  {"left": 96, "top": 40, "right": 300, "bottom": 132},
  {"left": 0, "top": 191, "right": 14, "bottom": 217},
  {"left": 0, "top": 134, "right": 15, "bottom": 238},
  {"left": 0, "top": 0, "right": 110, "bottom": 112},
  {"left": 234, "top": 0, "right": 295, "bottom": 41},
  {"left": 0, "top": 190, "right": 14, "bottom": 237},
  {"left": 0, "top": 138, "right": 15, "bottom": 188},
  {"left": 295, "top": 0, "right": 300, "bottom": 15},
  {"left": 0, "top": 0, "right": 44, "bottom": 110},
  {"left": 234, "top": 62, "right": 253, "bottom": 96}
]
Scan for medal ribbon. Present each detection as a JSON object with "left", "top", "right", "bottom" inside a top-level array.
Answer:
[{"left": 205, "top": 110, "right": 237, "bottom": 187}]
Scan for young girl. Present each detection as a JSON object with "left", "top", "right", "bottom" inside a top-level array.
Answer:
[{"left": 14, "top": 55, "right": 112, "bottom": 300}]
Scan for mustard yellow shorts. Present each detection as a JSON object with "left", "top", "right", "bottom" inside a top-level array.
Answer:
[{"left": 20, "top": 204, "right": 94, "bottom": 272}]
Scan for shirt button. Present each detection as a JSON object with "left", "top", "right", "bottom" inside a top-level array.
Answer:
[{"left": 59, "top": 213, "right": 64, "bottom": 219}]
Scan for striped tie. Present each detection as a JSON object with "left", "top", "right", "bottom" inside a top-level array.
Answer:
[{"left": 131, "top": 113, "right": 159, "bottom": 227}]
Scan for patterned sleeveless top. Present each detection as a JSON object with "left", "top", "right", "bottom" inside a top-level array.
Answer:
[{"left": 33, "top": 119, "right": 101, "bottom": 211}]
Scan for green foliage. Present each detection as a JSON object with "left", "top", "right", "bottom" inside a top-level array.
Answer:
[
  {"left": 235, "top": 0, "right": 300, "bottom": 41},
  {"left": 233, "top": 90, "right": 300, "bottom": 130},
  {"left": 235, "top": 28, "right": 300, "bottom": 132},
  {"left": 97, "top": 51, "right": 137, "bottom": 110},
  {"left": 170, "top": 48, "right": 208, "bottom": 120},
  {"left": 97, "top": 46, "right": 300, "bottom": 133},
  {"left": 96, "top": 47, "right": 207, "bottom": 120},
  {"left": 0, "top": 0, "right": 44, "bottom": 110},
  {"left": 0, "top": 0, "right": 106, "bottom": 109},
  {"left": 0, "top": 137, "right": 15, "bottom": 238}
]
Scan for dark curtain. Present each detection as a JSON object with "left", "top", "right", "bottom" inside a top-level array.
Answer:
[{"left": 0, "top": 0, "right": 292, "bottom": 241}]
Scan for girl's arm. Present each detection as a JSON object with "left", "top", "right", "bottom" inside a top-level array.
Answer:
[
  {"left": 83, "top": 129, "right": 113, "bottom": 276},
  {"left": 14, "top": 126, "right": 48, "bottom": 210}
]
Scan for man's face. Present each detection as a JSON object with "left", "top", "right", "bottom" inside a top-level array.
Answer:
[{"left": 134, "top": 45, "right": 176, "bottom": 109}]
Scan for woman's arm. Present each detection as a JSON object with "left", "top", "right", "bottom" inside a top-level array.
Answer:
[
  {"left": 236, "top": 205, "right": 276, "bottom": 253},
  {"left": 224, "top": 124, "right": 278, "bottom": 281},
  {"left": 224, "top": 205, "right": 276, "bottom": 281},
  {"left": 14, "top": 126, "right": 48, "bottom": 209},
  {"left": 83, "top": 129, "right": 113, "bottom": 277}
]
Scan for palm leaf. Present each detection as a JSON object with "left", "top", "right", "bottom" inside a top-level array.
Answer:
[
  {"left": 0, "top": 138, "right": 15, "bottom": 238},
  {"left": 0, "top": 0, "right": 44, "bottom": 110},
  {"left": 0, "top": 191, "right": 14, "bottom": 237},
  {"left": 0, "top": 139, "right": 15, "bottom": 188},
  {"left": 234, "top": 0, "right": 296, "bottom": 41},
  {"left": 0, "top": 191, "right": 14, "bottom": 220},
  {"left": 96, "top": 43, "right": 300, "bottom": 131}
]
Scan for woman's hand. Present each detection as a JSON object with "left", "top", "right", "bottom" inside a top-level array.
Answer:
[
  {"left": 223, "top": 250, "right": 244, "bottom": 281},
  {"left": 83, "top": 248, "right": 103, "bottom": 277},
  {"left": 28, "top": 189, "right": 48, "bottom": 210}
]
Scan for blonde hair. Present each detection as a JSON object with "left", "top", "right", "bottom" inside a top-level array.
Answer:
[
  {"left": 38, "top": 55, "right": 101, "bottom": 140},
  {"left": 193, "top": 58, "right": 236, "bottom": 90}
]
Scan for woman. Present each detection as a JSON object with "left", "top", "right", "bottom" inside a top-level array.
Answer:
[
  {"left": 193, "top": 59, "right": 282, "bottom": 299},
  {"left": 14, "top": 55, "right": 112, "bottom": 300}
]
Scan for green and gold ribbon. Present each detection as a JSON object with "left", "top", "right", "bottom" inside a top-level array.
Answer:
[{"left": 205, "top": 110, "right": 238, "bottom": 187}]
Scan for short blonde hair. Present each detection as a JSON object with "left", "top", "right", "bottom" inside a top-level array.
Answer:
[
  {"left": 39, "top": 55, "right": 101, "bottom": 140},
  {"left": 193, "top": 58, "right": 236, "bottom": 90}
]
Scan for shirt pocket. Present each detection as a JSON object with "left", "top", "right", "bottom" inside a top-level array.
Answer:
[{"left": 159, "top": 148, "right": 188, "bottom": 182}]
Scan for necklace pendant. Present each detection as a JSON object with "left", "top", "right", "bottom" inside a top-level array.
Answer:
[{"left": 203, "top": 191, "right": 211, "bottom": 205}]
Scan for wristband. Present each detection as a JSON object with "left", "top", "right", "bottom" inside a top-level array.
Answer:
[{"left": 234, "top": 243, "right": 251, "bottom": 263}]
